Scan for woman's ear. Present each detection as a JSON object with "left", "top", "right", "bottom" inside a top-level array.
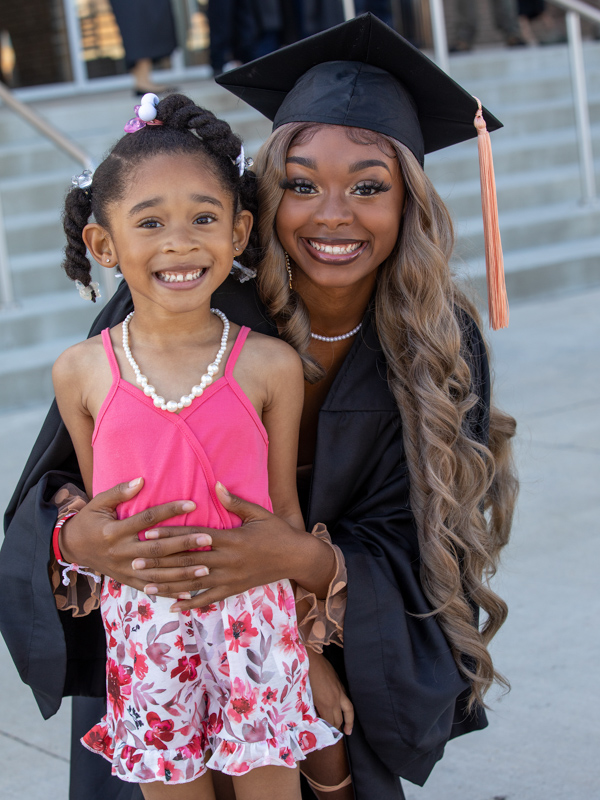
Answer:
[
  {"left": 232, "top": 209, "right": 253, "bottom": 255},
  {"left": 83, "top": 223, "right": 115, "bottom": 269}
]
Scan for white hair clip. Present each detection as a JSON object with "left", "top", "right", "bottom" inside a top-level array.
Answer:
[
  {"left": 75, "top": 280, "right": 101, "bottom": 302},
  {"left": 71, "top": 169, "right": 93, "bottom": 191},
  {"left": 230, "top": 259, "right": 256, "bottom": 283},
  {"left": 235, "top": 144, "right": 246, "bottom": 177}
]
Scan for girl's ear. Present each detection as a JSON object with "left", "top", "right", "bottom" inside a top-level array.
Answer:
[
  {"left": 83, "top": 223, "right": 115, "bottom": 268},
  {"left": 232, "top": 209, "right": 253, "bottom": 255}
]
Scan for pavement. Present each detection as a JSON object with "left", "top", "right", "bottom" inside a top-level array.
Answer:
[{"left": 0, "top": 285, "right": 599, "bottom": 800}]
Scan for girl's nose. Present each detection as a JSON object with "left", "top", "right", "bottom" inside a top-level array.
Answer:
[
  {"left": 311, "top": 192, "right": 353, "bottom": 228},
  {"left": 162, "top": 226, "right": 200, "bottom": 253}
]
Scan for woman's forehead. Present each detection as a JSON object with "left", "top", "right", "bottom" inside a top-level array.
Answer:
[{"left": 286, "top": 125, "right": 398, "bottom": 164}]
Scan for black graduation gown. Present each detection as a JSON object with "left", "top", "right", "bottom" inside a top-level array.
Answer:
[
  {"left": 109, "top": 0, "right": 177, "bottom": 69},
  {"left": 0, "top": 277, "right": 489, "bottom": 800}
]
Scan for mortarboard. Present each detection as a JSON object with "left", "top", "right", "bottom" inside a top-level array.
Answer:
[
  {"left": 217, "top": 13, "right": 508, "bottom": 329},
  {"left": 216, "top": 13, "right": 502, "bottom": 167}
]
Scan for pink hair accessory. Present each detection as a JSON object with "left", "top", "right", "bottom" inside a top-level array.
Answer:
[{"left": 124, "top": 93, "right": 164, "bottom": 133}]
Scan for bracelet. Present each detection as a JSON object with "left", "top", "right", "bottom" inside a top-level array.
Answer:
[{"left": 52, "top": 512, "right": 101, "bottom": 587}]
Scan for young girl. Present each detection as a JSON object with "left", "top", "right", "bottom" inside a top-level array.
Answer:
[{"left": 52, "top": 93, "right": 341, "bottom": 799}]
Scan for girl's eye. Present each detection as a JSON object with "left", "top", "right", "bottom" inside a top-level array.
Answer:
[
  {"left": 139, "top": 218, "right": 161, "bottom": 228},
  {"left": 280, "top": 178, "right": 317, "bottom": 195},
  {"left": 352, "top": 181, "right": 391, "bottom": 197},
  {"left": 194, "top": 214, "right": 217, "bottom": 224}
]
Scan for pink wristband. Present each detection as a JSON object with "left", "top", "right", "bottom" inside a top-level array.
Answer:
[{"left": 52, "top": 512, "right": 101, "bottom": 587}]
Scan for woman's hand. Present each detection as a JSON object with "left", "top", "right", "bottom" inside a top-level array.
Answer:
[
  {"left": 138, "top": 483, "right": 336, "bottom": 611},
  {"left": 59, "top": 478, "right": 203, "bottom": 592},
  {"left": 306, "top": 649, "right": 354, "bottom": 736}
]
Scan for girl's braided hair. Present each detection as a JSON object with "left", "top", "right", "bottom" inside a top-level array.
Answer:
[{"left": 62, "top": 94, "right": 258, "bottom": 300}]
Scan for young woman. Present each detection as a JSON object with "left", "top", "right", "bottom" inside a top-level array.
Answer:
[{"left": 0, "top": 14, "right": 517, "bottom": 800}]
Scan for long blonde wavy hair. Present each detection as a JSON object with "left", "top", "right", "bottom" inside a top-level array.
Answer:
[{"left": 254, "top": 122, "right": 518, "bottom": 708}]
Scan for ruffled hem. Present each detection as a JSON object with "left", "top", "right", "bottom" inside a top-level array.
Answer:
[
  {"left": 82, "top": 717, "right": 341, "bottom": 784},
  {"left": 50, "top": 483, "right": 101, "bottom": 618},
  {"left": 295, "top": 523, "right": 347, "bottom": 653}
]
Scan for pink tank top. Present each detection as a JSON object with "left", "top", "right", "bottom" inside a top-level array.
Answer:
[{"left": 92, "top": 326, "right": 271, "bottom": 536}]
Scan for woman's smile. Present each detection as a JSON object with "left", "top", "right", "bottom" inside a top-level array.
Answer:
[{"left": 301, "top": 238, "right": 368, "bottom": 265}]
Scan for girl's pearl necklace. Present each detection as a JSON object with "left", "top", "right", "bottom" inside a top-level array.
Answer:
[
  {"left": 122, "top": 308, "right": 230, "bottom": 413},
  {"left": 310, "top": 322, "right": 362, "bottom": 342}
]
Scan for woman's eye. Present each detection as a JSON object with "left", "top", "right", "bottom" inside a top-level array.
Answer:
[
  {"left": 352, "top": 181, "right": 390, "bottom": 197},
  {"left": 280, "top": 178, "right": 317, "bottom": 195}
]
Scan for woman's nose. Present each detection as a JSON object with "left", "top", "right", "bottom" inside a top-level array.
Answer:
[{"left": 311, "top": 192, "right": 353, "bottom": 228}]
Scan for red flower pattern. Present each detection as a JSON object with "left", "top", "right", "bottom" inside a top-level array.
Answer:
[
  {"left": 106, "top": 659, "right": 131, "bottom": 719},
  {"left": 84, "top": 578, "right": 341, "bottom": 783},
  {"left": 224, "top": 611, "right": 259, "bottom": 652},
  {"left": 170, "top": 654, "right": 201, "bottom": 683}
]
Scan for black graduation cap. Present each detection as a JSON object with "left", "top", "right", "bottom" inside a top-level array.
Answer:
[{"left": 216, "top": 12, "right": 502, "bottom": 167}]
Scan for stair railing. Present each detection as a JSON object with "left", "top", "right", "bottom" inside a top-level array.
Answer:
[
  {"left": 0, "top": 84, "right": 116, "bottom": 310},
  {"left": 428, "top": 0, "right": 600, "bottom": 205}
]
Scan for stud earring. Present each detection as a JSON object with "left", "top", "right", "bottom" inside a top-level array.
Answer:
[
  {"left": 284, "top": 251, "right": 293, "bottom": 290},
  {"left": 106, "top": 258, "right": 110, "bottom": 263},
  {"left": 234, "top": 246, "right": 239, "bottom": 251}
]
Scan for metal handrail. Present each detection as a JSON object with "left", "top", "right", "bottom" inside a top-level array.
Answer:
[
  {"left": 0, "top": 83, "right": 94, "bottom": 171},
  {"left": 428, "top": 0, "right": 599, "bottom": 205},
  {"left": 0, "top": 84, "right": 118, "bottom": 309}
]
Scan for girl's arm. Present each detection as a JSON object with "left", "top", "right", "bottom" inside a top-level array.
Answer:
[
  {"left": 52, "top": 343, "right": 96, "bottom": 499},
  {"left": 260, "top": 338, "right": 305, "bottom": 531}
]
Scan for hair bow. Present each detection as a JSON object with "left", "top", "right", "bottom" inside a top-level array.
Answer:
[{"left": 124, "top": 93, "right": 164, "bottom": 133}]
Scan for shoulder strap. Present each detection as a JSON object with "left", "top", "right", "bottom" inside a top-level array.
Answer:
[
  {"left": 225, "top": 326, "right": 251, "bottom": 378},
  {"left": 101, "top": 328, "right": 121, "bottom": 383}
]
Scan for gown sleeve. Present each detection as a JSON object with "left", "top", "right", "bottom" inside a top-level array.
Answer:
[{"left": 330, "top": 315, "right": 490, "bottom": 787}]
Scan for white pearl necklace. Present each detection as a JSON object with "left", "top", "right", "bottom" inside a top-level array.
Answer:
[
  {"left": 310, "top": 322, "right": 362, "bottom": 342},
  {"left": 122, "top": 308, "right": 230, "bottom": 413}
]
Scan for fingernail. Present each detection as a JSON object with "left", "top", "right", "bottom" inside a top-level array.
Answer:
[
  {"left": 195, "top": 567, "right": 209, "bottom": 577},
  {"left": 196, "top": 535, "right": 212, "bottom": 547},
  {"left": 132, "top": 559, "right": 146, "bottom": 570},
  {"left": 216, "top": 481, "right": 229, "bottom": 496},
  {"left": 182, "top": 501, "right": 196, "bottom": 512},
  {"left": 144, "top": 529, "right": 160, "bottom": 539},
  {"left": 129, "top": 477, "right": 142, "bottom": 488},
  {"left": 145, "top": 585, "right": 158, "bottom": 595},
  {"left": 177, "top": 593, "right": 192, "bottom": 600},
  {"left": 169, "top": 604, "right": 180, "bottom": 613}
]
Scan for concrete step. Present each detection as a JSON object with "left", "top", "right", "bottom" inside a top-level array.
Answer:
[
  {"left": 4, "top": 208, "right": 64, "bottom": 255},
  {"left": 0, "top": 169, "right": 71, "bottom": 216},
  {"left": 455, "top": 199, "right": 600, "bottom": 258},
  {"left": 448, "top": 41, "right": 599, "bottom": 82},
  {"left": 0, "top": 81, "right": 247, "bottom": 146},
  {"left": 0, "top": 291, "right": 98, "bottom": 351},
  {"left": 457, "top": 233, "right": 600, "bottom": 307},
  {"left": 0, "top": 332, "right": 88, "bottom": 409},
  {"left": 425, "top": 123, "right": 588, "bottom": 183},
  {"left": 8, "top": 249, "right": 68, "bottom": 298},
  {"left": 438, "top": 158, "right": 600, "bottom": 217}
]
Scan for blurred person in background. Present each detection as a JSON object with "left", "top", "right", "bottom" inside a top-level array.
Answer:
[
  {"left": 518, "top": 1, "right": 567, "bottom": 45},
  {"left": 450, "top": 0, "right": 527, "bottom": 51},
  {"left": 110, "top": 0, "right": 177, "bottom": 95},
  {"left": 0, "top": 0, "right": 65, "bottom": 87}
]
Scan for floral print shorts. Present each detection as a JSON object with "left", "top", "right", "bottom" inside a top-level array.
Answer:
[{"left": 82, "top": 577, "right": 341, "bottom": 784}]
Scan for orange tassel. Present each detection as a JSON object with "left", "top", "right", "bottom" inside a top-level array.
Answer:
[{"left": 474, "top": 98, "right": 509, "bottom": 330}]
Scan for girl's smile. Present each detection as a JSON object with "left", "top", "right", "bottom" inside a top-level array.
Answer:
[{"left": 154, "top": 266, "right": 207, "bottom": 287}]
